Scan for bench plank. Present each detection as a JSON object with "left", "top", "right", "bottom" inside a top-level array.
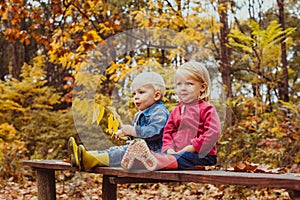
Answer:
[
  {"left": 91, "top": 167, "right": 300, "bottom": 191},
  {"left": 23, "top": 160, "right": 300, "bottom": 200}
]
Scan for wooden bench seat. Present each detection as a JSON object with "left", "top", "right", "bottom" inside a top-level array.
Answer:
[{"left": 23, "top": 159, "right": 300, "bottom": 200}]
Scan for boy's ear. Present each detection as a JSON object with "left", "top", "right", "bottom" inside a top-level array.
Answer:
[{"left": 154, "top": 91, "right": 162, "bottom": 101}]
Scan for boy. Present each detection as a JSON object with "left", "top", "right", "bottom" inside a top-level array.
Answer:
[{"left": 69, "top": 71, "right": 169, "bottom": 171}]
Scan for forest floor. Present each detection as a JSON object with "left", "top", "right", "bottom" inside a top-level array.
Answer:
[{"left": 0, "top": 172, "right": 293, "bottom": 200}]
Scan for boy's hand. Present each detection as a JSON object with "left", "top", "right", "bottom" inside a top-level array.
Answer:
[
  {"left": 120, "top": 125, "right": 137, "bottom": 137},
  {"left": 115, "top": 130, "right": 129, "bottom": 140}
]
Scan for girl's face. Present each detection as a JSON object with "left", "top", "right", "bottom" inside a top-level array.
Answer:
[
  {"left": 175, "top": 73, "right": 207, "bottom": 103},
  {"left": 132, "top": 84, "right": 161, "bottom": 111}
]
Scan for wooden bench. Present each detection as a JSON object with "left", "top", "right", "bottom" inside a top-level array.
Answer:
[{"left": 23, "top": 159, "right": 300, "bottom": 200}]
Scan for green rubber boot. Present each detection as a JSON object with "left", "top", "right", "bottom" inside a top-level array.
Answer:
[{"left": 78, "top": 145, "right": 109, "bottom": 171}]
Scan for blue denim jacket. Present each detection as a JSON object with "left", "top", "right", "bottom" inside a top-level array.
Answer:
[{"left": 133, "top": 100, "right": 169, "bottom": 152}]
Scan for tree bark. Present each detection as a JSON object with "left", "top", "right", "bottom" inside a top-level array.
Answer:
[
  {"left": 277, "top": 0, "right": 289, "bottom": 102},
  {"left": 218, "top": 0, "right": 233, "bottom": 126}
]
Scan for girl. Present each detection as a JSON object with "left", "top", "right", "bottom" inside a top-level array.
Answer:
[{"left": 121, "top": 60, "right": 221, "bottom": 171}]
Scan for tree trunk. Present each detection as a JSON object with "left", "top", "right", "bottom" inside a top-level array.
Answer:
[
  {"left": 218, "top": 0, "right": 233, "bottom": 126},
  {"left": 277, "top": 0, "right": 289, "bottom": 102},
  {"left": 9, "top": 42, "right": 23, "bottom": 79}
]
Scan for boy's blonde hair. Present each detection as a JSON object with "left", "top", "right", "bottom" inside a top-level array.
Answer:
[
  {"left": 176, "top": 60, "right": 211, "bottom": 101},
  {"left": 131, "top": 72, "right": 166, "bottom": 98}
]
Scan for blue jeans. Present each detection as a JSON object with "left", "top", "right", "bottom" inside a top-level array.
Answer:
[
  {"left": 173, "top": 152, "right": 217, "bottom": 169},
  {"left": 98, "top": 145, "right": 128, "bottom": 167}
]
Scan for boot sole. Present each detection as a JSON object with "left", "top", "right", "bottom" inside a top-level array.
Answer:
[
  {"left": 121, "top": 140, "right": 137, "bottom": 170},
  {"left": 78, "top": 145, "right": 85, "bottom": 171},
  {"left": 121, "top": 140, "right": 157, "bottom": 171},
  {"left": 68, "top": 137, "right": 78, "bottom": 167}
]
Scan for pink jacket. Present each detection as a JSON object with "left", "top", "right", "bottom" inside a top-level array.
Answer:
[{"left": 162, "top": 100, "right": 221, "bottom": 156}]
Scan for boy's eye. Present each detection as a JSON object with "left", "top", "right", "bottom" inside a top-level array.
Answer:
[{"left": 133, "top": 91, "right": 145, "bottom": 95}]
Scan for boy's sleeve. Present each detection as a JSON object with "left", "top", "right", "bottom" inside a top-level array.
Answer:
[{"left": 135, "top": 107, "right": 169, "bottom": 139}]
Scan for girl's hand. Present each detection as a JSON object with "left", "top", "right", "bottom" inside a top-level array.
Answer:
[
  {"left": 166, "top": 149, "right": 176, "bottom": 155},
  {"left": 177, "top": 145, "right": 195, "bottom": 154}
]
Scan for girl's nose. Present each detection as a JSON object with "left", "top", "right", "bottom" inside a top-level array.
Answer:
[{"left": 178, "top": 84, "right": 187, "bottom": 90}]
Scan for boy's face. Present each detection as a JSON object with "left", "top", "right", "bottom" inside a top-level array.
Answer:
[
  {"left": 132, "top": 84, "right": 161, "bottom": 111},
  {"left": 175, "top": 73, "right": 207, "bottom": 103}
]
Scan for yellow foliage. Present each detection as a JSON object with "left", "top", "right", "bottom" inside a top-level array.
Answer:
[
  {"left": 69, "top": 22, "right": 86, "bottom": 34},
  {"left": 252, "top": 76, "right": 259, "bottom": 84},
  {"left": 84, "top": 30, "right": 102, "bottom": 43},
  {"left": 1, "top": 8, "right": 8, "bottom": 21},
  {"left": 241, "top": 54, "right": 250, "bottom": 61},
  {"left": 74, "top": 72, "right": 101, "bottom": 90},
  {"left": 218, "top": 2, "right": 228, "bottom": 14},
  {"left": 99, "top": 23, "right": 114, "bottom": 37},
  {"left": 32, "top": 54, "right": 46, "bottom": 68},
  {"left": 295, "top": 155, "right": 300, "bottom": 163},
  {"left": 59, "top": 52, "right": 73, "bottom": 69},
  {"left": 186, "top": 15, "right": 200, "bottom": 28},
  {"left": 0, "top": 123, "right": 16, "bottom": 141},
  {"left": 105, "top": 61, "right": 118, "bottom": 75}
]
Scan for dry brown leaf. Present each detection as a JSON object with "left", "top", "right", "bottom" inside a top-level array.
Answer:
[
  {"left": 229, "top": 161, "right": 285, "bottom": 174},
  {"left": 233, "top": 161, "right": 258, "bottom": 172}
]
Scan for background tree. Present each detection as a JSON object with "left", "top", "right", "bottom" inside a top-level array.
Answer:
[
  {"left": 0, "top": 0, "right": 298, "bottom": 183},
  {"left": 0, "top": 55, "right": 75, "bottom": 179},
  {"left": 277, "top": 0, "right": 289, "bottom": 102},
  {"left": 216, "top": 0, "right": 233, "bottom": 126}
]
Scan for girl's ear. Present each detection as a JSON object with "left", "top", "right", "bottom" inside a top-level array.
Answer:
[
  {"left": 154, "top": 91, "right": 162, "bottom": 101},
  {"left": 199, "top": 83, "right": 207, "bottom": 92}
]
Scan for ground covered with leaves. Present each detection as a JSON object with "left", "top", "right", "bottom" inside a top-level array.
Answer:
[{"left": 0, "top": 172, "right": 292, "bottom": 200}]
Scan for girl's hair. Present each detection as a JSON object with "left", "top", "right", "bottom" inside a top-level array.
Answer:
[
  {"left": 176, "top": 60, "right": 211, "bottom": 101},
  {"left": 131, "top": 72, "right": 166, "bottom": 98}
]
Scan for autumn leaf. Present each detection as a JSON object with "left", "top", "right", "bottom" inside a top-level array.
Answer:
[
  {"left": 233, "top": 161, "right": 258, "bottom": 172},
  {"left": 92, "top": 103, "right": 105, "bottom": 125}
]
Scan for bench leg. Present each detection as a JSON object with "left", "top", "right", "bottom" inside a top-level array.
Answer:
[
  {"left": 36, "top": 169, "right": 56, "bottom": 200},
  {"left": 289, "top": 190, "right": 300, "bottom": 200},
  {"left": 102, "top": 175, "right": 117, "bottom": 200}
]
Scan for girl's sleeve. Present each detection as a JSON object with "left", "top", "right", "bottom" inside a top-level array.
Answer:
[
  {"left": 162, "top": 110, "right": 177, "bottom": 153},
  {"left": 191, "top": 105, "right": 221, "bottom": 156}
]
